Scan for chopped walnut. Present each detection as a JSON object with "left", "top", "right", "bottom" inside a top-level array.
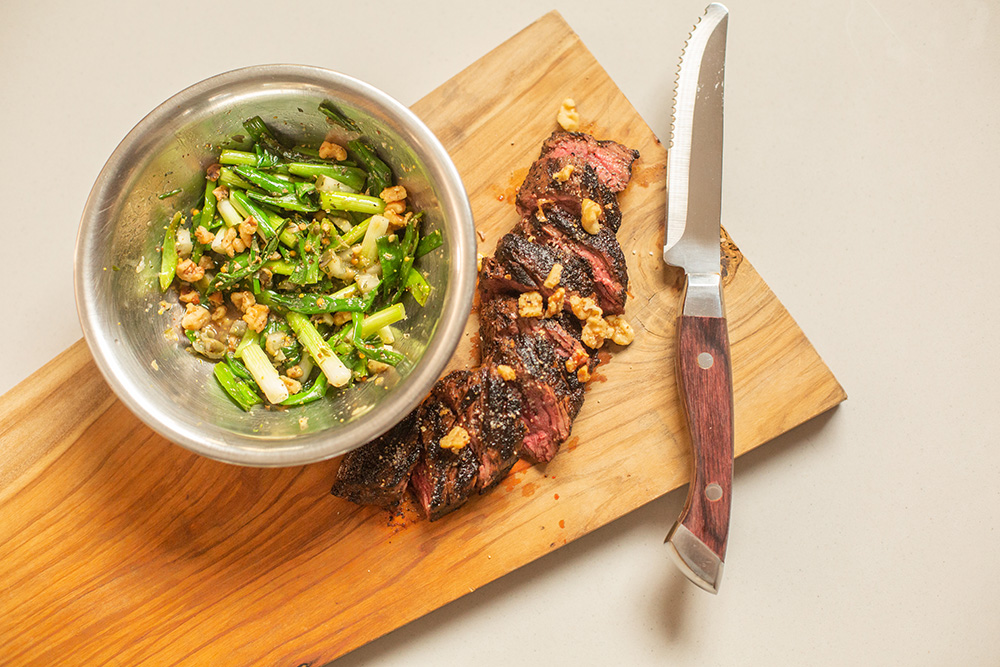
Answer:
[
  {"left": 194, "top": 225, "right": 215, "bottom": 245},
  {"left": 286, "top": 365, "right": 304, "bottom": 380},
  {"left": 581, "top": 315, "right": 613, "bottom": 349},
  {"left": 606, "top": 314, "right": 635, "bottom": 346},
  {"left": 318, "top": 141, "right": 348, "bottom": 161},
  {"left": 205, "top": 163, "right": 222, "bottom": 181},
  {"left": 211, "top": 305, "right": 227, "bottom": 322},
  {"left": 231, "top": 237, "right": 247, "bottom": 254},
  {"left": 543, "top": 263, "right": 563, "bottom": 289},
  {"left": 212, "top": 186, "right": 229, "bottom": 200},
  {"left": 208, "top": 291, "right": 224, "bottom": 307},
  {"left": 198, "top": 255, "right": 216, "bottom": 271},
  {"left": 383, "top": 209, "right": 407, "bottom": 230},
  {"left": 576, "top": 365, "right": 591, "bottom": 383},
  {"left": 280, "top": 375, "right": 302, "bottom": 395},
  {"left": 181, "top": 303, "right": 211, "bottom": 331},
  {"left": 439, "top": 425, "right": 470, "bottom": 452},
  {"left": 178, "top": 285, "right": 200, "bottom": 304},
  {"left": 565, "top": 347, "right": 589, "bottom": 372},
  {"left": 214, "top": 226, "right": 238, "bottom": 257},
  {"left": 230, "top": 291, "right": 256, "bottom": 313},
  {"left": 175, "top": 258, "right": 205, "bottom": 283},
  {"left": 552, "top": 164, "right": 574, "bottom": 182},
  {"left": 380, "top": 185, "right": 407, "bottom": 203},
  {"left": 518, "top": 291, "right": 544, "bottom": 318},
  {"left": 332, "top": 311, "right": 352, "bottom": 326},
  {"left": 242, "top": 304, "right": 269, "bottom": 333},
  {"left": 557, "top": 98, "right": 580, "bottom": 131},
  {"left": 581, "top": 198, "right": 602, "bottom": 235},
  {"left": 545, "top": 287, "right": 566, "bottom": 318},
  {"left": 496, "top": 364, "right": 517, "bottom": 381},
  {"left": 239, "top": 217, "right": 258, "bottom": 246},
  {"left": 569, "top": 294, "right": 603, "bottom": 321},
  {"left": 383, "top": 200, "right": 406, "bottom": 215}
]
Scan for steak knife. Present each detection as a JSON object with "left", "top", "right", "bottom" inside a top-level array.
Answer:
[{"left": 663, "top": 3, "right": 733, "bottom": 594}]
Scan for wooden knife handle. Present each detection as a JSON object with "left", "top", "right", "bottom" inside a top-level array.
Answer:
[{"left": 672, "top": 314, "right": 734, "bottom": 563}]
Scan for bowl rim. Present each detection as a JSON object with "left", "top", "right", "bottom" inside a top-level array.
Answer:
[{"left": 74, "top": 64, "right": 476, "bottom": 467}]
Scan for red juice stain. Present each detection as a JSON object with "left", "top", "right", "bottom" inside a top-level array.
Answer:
[
  {"left": 558, "top": 519, "right": 565, "bottom": 529},
  {"left": 521, "top": 482, "right": 537, "bottom": 497}
]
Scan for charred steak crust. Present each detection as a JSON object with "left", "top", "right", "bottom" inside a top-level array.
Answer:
[
  {"left": 515, "top": 156, "right": 622, "bottom": 232},
  {"left": 523, "top": 208, "right": 629, "bottom": 314},
  {"left": 409, "top": 371, "right": 482, "bottom": 521},
  {"left": 331, "top": 130, "right": 638, "bottom": 520},
  {"left": 537, "top": 131, "right": 639, "bottom": 193},
  {"left": 330, "top": 410, "right": 421, "bottom": 507}
]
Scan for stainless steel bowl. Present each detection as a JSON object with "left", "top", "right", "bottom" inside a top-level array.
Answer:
[{"left": 75, "top": 65, "right": 476, "bottom": 466}]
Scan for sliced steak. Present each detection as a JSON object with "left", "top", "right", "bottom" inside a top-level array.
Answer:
[
  {"left": 478, "top": 294, "right": 521, "bottom": 351},
  {"left": 538, "top": 131, "right": 639, "bottom": 193},
  {"left": 409, "top": 371, "right": 481, "bottom": 521},
  {"left": 522, "top": 207, "right": 629, "bottom": 314},
  {"left": 493, "top": 227, "right": 598, "bottom": 304},
  {"left": 515, "top": 156, "right": 622, "bottom": 232},
  {"left": 330, "top": 410, "right": 421, "bottom": 507},
  {"left": 474, "top": 364, "right": 525, "bottom": 491},
  {"left": 486, "top": 332, "right": 577, "bottom": 463}
]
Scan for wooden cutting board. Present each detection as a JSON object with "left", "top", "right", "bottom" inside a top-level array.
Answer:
[{"left": 0, "top": 12, "right": 844, "bottom": 665}]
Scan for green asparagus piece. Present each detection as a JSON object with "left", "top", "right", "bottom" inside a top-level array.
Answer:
[
  {"left": 287, "top": 163, "right": 367, "bottom": 191},
  {"left": 199, "top": 178, "right": 218, "bottom": 230},
  {"left": 213, "top": 362, "right": 262, "bottom": 412},
  {"left": 319, "top": 190, "right": 386, "bottom": 215},
  {"left": 158, "top": 211, "right": 183, "bottom": 291},
  {"left": 318, "top": 101, "right": 361, "bottom": 132},
  {"left": 232, "top": 165, "right": 293, "bottom": 196},
  {"left": 281, "top": 372, "right": 329, "bottom": 406},
  {"left": 229, "top": 190, "right": 278, "bottom": 238},
  {"left": 347, "top": 139, "right": 393, "bottom": 195},
  {"left": 219, "top": 149, "right": 258, "bottom": 166},
  {"left": 415, "top": 229, "right": 443, "bottom": 257}
]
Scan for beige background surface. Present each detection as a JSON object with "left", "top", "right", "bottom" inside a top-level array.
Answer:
[{"left": 2, "top": 1, "right": 997, "bottom": 664}]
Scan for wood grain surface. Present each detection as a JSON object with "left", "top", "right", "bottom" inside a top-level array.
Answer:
[{"left": 0, "top": 12, "right": 845, "bottom": 665}]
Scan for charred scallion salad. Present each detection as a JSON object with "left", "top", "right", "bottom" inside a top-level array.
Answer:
[{"left": 157, "top": 106, "right": 443, "bottom": 411}]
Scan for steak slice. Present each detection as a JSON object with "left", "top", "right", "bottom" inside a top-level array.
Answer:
[
  {"left": 486, "top": 333, "right": 576, "bottom": 463},
  {"left": 478, "top": 293, "right": 522, "bottom": 349},
  {"left": 515, "top": 156, "right": 622, "bottom": 232},
  {"left": 474, "top": 363, "right": 525, "bottom": 491},
  {"left": 522, "top": 207, "right": 629, "bottom": 314},
  {"left": 409, "top": 371, "right": 481, "bottom": 521},
  {"left": 330, "top": 410, "right": 421, "bottom": 507},
  {"left": 491, "top": 227, "right": 598, "bottom": 304},
  {"left": 538, "top": 131, "right": 639, "bottom": 193}
]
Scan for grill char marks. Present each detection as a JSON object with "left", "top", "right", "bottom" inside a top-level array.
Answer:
[
  {"left": 536, "top": 131, "right": 639, "bottom": 193},
  {"left": 409, "top": 371, "right": 482, "bottom": 521},
  {"left": 524, "top": 207, "right": 629, "bottom": 314},
  {"left": 515, "top": 156, "right": 622, "bottom": 232},
  {"left": 330, "top": 410, "right": 421, "bottom": 507},
  {"left": 331, "top": 130, "right": 637, "bottom": 521},
  {"left": 490, "top": 227, "right": 597, "bottom": 305},
  {"left": 475, "top": 364, "right": 526, "bottom": 490}
]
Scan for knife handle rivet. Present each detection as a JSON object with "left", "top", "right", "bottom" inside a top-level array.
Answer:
[
  {"left": 705, "top": 483, "right": 723, "bottom": 502},
  {"left": 697, "top": 352, "right": 714, "bottom": 369}
]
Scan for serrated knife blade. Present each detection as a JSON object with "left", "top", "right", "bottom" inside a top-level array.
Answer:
[{"left": 662, "top": 3, "right": 735, "bottom": 595}]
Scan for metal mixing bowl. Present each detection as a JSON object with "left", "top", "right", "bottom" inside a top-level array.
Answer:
[{"left": 75, "top": 65, "right": 476, "bottom": 466}]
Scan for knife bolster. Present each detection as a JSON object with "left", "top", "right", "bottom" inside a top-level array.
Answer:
[{"left": 680, "top": 272, "right": 724, "bottom": 317}]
